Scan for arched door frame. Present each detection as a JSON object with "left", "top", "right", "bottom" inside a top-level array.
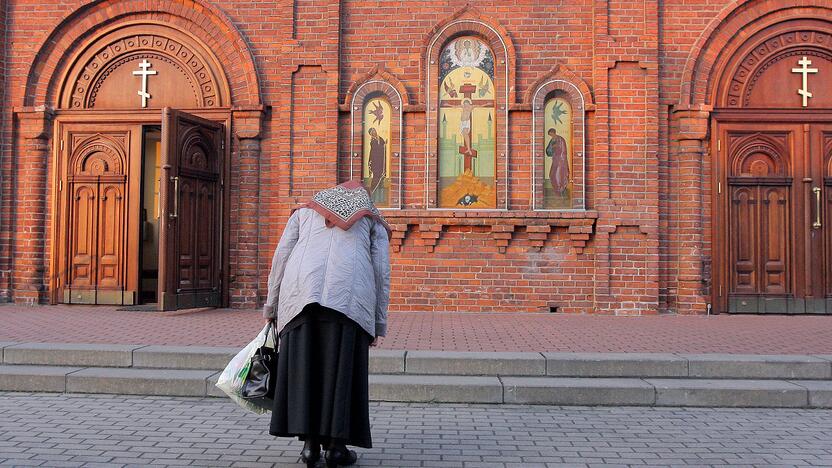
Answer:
[
  {"left": 677, "top": 4, "right": 832, "bottom": 314},
  {"left": 12, "top": 0, "right": 264, "bottom": 307}
]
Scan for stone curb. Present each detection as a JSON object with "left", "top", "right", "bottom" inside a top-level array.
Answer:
[
  {"left": 369, "top": 374, "right": 503, "bottom": 403},
  {"left": 789, "top": 380, "right": 832, "bottom": 407},
  {"left": 646, "top": 378, "right": 809, "bottom": 407},
  {"left": 3, "top": 344, "right": 832, "bottom": 380},
  {"left": 4, "top": 343, "right": 142, "bottom": 367},
  {"left": 66, "top": 367, "right": 219, "bottom": 397},
  {"left": 0, "top": 342, "right": 20, "bottom": 363},
  {"left": 681, "top": 354, "right": 832, "bottom": 379},
  {"left": 406, "top": 351, "right": 545, "bottom": 376},
  {"left": 0, "top": 365, "right": 83, "bottom": 392},
  {"left": 503, "top": 377, "right": 655, "bottom": 405},
  {"left": 2, "top": 365, "right": 831, "bottom": 408},
  {"left": 132, "top": 346, "right": 240, "bottom": 370},
  {"left": 543, "top": 352, "right": 687, "bottom": 377}
]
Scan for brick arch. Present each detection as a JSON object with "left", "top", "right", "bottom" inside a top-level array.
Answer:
[
  {"left": 343, "top": 65, "right": 411, "bottom": 107},
  {"left": 679, "top": 0, "right": 832, "bottom": 107},
  {"left": 526, "top": 64, "right": 595, "bottom": 108},
  {"left": 24, "top": 0, "right": 262, "bottom": 108},
  {"left": 528, "top": 65, "right": 592, "bottom": 211},
  {"left": 348, "top": 76, "right": 405, "bottom": 209}
]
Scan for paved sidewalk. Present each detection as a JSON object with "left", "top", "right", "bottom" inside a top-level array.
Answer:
[
  {"left": 2, "top": 304, "right": 832, "bottom": 354},
  {"left": 1, "top": 392, "right": 831, "bottom": 467}
]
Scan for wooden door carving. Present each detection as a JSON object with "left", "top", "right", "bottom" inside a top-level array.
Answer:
[
  {"left": 159, "top": 109, "right": 223, "bottom": 310},
  {"left": 724, "top": 130, "right": 795, "bottom": 313},
  {"left": 61, "top": 131, "right": 138, "bottom": 304}
]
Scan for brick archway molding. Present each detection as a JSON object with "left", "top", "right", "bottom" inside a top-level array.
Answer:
[
  {"left": 23, "top": 0, "right": 261, "bottom": 108},
  {"left": 9, "top": 0, "right": 264, "bottom": 305}
]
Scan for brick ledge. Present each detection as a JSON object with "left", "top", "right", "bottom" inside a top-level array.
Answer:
[{"left": 382, "top": 210, "right": 598, "bottom": 254}]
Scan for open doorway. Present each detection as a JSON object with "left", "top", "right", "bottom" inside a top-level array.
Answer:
[
  {"left": 139, "top": 127, "right": 161, "bottom": 304},
  {"left": 52, "top": 111, "right": 225, "bottom": 308}
]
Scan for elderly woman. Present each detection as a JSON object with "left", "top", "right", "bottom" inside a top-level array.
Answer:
[{"left": 263, "top": 181, "right": 391, "bottom": 468}]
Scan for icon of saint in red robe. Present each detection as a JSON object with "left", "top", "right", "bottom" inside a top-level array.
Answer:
[{"left": 546, "top": 128, "right": 569, "bottom": 194}]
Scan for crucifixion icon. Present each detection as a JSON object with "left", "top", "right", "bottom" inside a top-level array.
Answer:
[
  {"left": 132, "top": 59, "right": 158, "bottom": 108},
  {"left": 791, "top": 56, "right": 818, "bottom": 107}
]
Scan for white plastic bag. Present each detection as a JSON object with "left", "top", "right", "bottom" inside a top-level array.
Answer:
[{"left": 216, "top": 323, "right": 277, "bottom": 414}]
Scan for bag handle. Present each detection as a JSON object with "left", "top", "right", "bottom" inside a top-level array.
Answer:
[{"left": 263, "top": 321, "right": 278, "bottom": 348}]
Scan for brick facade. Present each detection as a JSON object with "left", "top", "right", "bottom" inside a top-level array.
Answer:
[{"left": 0, "top": 0, "right": 824, "bottom": 314}]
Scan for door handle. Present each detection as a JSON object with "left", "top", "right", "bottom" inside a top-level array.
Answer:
[
  {"left": 170, "top": 176, "right": 179, "bottom": 219},
  {"left": 813, "top": 186, "right": 822, "bottom": 229}
]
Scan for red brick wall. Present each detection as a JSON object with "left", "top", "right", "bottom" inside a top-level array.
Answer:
[
  {"left": 0, "top": 1, "right": 8, "bottom": 301},
  {"left": 1, "top": 0, "right": 813, "bottom": 314}
]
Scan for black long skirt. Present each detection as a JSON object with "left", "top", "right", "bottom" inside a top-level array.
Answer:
[{"left": 269, "top": 303, "right": 373, "bottom": 448}]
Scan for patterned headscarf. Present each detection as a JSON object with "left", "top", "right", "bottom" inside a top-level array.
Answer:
[{"left": 302, "top": 181, "right": 392, "bottom": 239}]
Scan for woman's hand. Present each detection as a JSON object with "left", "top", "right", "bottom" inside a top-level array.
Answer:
[{"left": 370, "top": 337, "right": 378, "bottom": 347}]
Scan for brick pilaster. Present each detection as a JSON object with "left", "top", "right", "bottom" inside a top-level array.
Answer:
[
  {"left": 12, "top": 107, "right": 54, "bottom": 305},
  {"left": 229, "top": 107, "right": 266, "bottom": 308}
]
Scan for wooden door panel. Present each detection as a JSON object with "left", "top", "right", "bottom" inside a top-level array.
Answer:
[
  {"left": 97, "top": 184, "right": 125, "bottom": 290},
  {"left": 722, "top": 127, "right": 796, "bottom": 313},
  {"left": 195, "top": 180, "right": 215, "bottom": 290},
  {"left": 68, "top": 184, "right": 98, "bottom": 289},
  {"left": 176, "top": 177, "right": 196, "bottom": 291},
  {"left": 760, "top": 187, "right": 790, "bottom": 294},
  {"left": 159, "top": 109, "right": 224, "bottom": 310},
  {"left": 730, "top": 186, "right": 758, "bottom": 293},
  {"left": 59, "top": 129, "right": 137, "bottom": 305}
]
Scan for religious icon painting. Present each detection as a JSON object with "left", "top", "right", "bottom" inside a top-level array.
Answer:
[
  {"left": 543, "top": 96, "right": 573, "bottom": 209},
  {"left": 437, "top": 36, "right": 497, "bottom": 208},
  {"left": 362, "top": 95, "right": 392, "bottom": 207}
]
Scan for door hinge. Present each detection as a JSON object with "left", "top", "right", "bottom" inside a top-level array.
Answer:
[
  {"left": 717, "top": 139, "right": 721, "bottom": 152},
  {"left": 719, "top": 284, "right": 723, "bottom": 297},
  {"left": 60, "top": 140, "right": 64, "bottom": 151},
  {"left": 718, "top": 182, "right": 722, "bottom": 194},
  {"left": 58, "top": 180, "right": 62, "bottom": 192},
  {"left": 221, "top": 140, "right": 225, "bottom": 150}
]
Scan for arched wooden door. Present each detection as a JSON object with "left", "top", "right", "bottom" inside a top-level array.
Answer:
[
  {"left": 158, "top": 109, "right": 224, "bottom": 310},
  {"left": 49, "top": 21, "right": 236, "bottom": 308},
  {"left": 711, "top": 24, "right": 832, "bottom": 314}
]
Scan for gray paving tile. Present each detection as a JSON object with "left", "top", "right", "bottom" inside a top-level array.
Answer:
[{"left": 0, "top": 392, "right": 830, "bottom": 467}]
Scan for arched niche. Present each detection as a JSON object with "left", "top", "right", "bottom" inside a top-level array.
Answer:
[
  {"left": 424, "top": 15, "right": 513, "bottom": 210},
  {"left": 349, "top": 80, "right": 404, "bottom": 209},
  {"left": 530, "top": 79, "right": 588, "bottom": 211}
]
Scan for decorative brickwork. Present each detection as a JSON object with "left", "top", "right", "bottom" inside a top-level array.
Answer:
[{"left": 1, "top": 0, "right": 829, "bottom": 315}]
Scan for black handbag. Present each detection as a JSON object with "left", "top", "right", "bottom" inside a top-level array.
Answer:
[{"left": 241, "top": 322, "right": 278, "bottom": 411}]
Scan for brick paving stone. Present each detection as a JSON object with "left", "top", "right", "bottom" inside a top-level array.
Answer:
[
  {"left": 2, "top": 304, "right": 832, "bottom": 354},
  {"left": 1, "top": 392, "right": 832, "bottom": 467}
]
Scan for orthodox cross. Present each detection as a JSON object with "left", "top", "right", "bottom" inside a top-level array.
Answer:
[
  {"left": 791, "top": 56, "right": 818, "bottom": 107},
  {"left": 132, "top": 59, "right": 158, "bottom": 108}
]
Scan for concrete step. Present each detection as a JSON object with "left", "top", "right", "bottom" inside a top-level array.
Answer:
[
  {"left": 2, "top": 343, "right": 831, "bottom": 380},
  {"left": 1, "top": 364, "right": 831, "bottom": 408}
]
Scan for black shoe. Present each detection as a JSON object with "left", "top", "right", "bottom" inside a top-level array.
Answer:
[
  {"left": 300, "top": 439, "right": 321, "bottom": 467},
  {"left": 325, "top": 444, "right": 357, "bottom": 467}
]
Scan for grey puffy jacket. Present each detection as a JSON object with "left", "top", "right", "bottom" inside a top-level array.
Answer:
[{"left": 262, "top": 207, "right": 390, "bottom": 338}]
